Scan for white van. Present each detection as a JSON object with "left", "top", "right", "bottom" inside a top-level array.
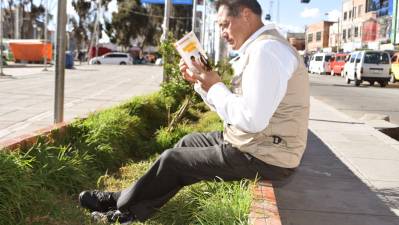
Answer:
[
  {"left": 308, "top": 52, "right": 333, "bottom": 74},
  {"left": 343, "top": 50, "right": 391, "bottom": 87}
]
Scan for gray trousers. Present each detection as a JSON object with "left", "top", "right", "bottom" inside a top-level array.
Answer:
[{"left": 116, "top": 131, "right": 294, "bottom": 221}]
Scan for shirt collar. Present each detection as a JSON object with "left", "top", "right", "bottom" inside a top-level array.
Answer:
[{"left": 237, "top": 23, "right": 277, "bottom": 55}]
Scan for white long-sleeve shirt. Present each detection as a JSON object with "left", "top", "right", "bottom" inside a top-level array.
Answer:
[{"left": 195, "top": 25, "right": 298, "bottom": 133}]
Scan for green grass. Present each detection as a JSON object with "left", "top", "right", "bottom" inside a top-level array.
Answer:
[
  {"left": 99, "top": 157, "right": 252, "bottom": 225},
  {"left": 0, "top": 90, "right": 252, "bottom": 225},
  {"left": 0, "top": 39, "right": 244, "bottom": 224},
  {"left": 95, "top": 111, "right": 251, "bottom": 225}
]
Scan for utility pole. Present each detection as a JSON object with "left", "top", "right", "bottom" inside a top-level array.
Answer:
[
  {"left": 161, "top": 0, "right": 172, "bottom": 82},
  {"left": 161, "top": 0, "right": 172, "bottom": 42},
  {"left": 43, "top": 0, "right": 49, "bottom": 71},
  {"left": 201, "top": 0, "right": 207, "bottom": 45},
  {"left": 15, "top": 1, "right": 20, "bottom": 39},
  {"left": 54, "top": 0, "right": 67, "bottom": 123},
  {"left": 192, "top": 0, "right": 197, "bottom": 32},
  {"left": 95, "top": 0, "right": 102, "bottom": 59},
  {"left": 0, "top": 0, "right": 6, "bottom": 77}
]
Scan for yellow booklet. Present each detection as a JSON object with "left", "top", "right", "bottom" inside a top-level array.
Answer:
[{"left": 174, "top": 31, "right": 211, "bottom": 74}]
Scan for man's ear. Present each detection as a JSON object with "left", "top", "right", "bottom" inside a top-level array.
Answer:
[{"left": 241, "top": 8, "right": 251, "bottom": 21}]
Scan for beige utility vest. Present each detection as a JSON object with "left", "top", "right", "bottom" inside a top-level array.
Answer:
[{"left": 224, "top": 29, "right": 310, "bottom": 168}]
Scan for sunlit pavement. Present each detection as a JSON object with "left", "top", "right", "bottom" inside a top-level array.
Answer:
[{"left": 0, "top": 63, "right": 163, "bottom": 142}]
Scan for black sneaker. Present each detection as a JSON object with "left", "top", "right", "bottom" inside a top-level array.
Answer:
[
  {"left": 79, "top": 190, "right": 118, "bottom": 212},
  {"left": 91, "top": 210, "right": 135, "bottom": 224}
]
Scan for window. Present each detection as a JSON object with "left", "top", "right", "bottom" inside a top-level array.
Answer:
[
  {"left": 353, "top": 7, "right": 356, "bottom": 18},
  {"left": 316, "top": 32, "right": 322, "bottom": 41},
  {"left": 344, "top": 12, "right": 347, "bottom": 20},
  {"left": 348, "top": 28, "right": 352, "bottom": 39},
  {"left": 355, "top": 52, "right": 362, "bottom": 63},
  {"left": 349, "top": 10, "right": 352, "bottom": 19},
  {"left": 308, "top": 33, "right": 313, "bottom": 42},
  {"left": 350, "top": 54, "right": 356, "bottom": 63},
  {"left": 354, "top": 27, "right": 359, "bottom": 37},
  {"left": 115, "top": 54, "right": 127, "bottom": 58},
  {"left": 343, "top": 29, "right": 346, "bottom": 39},
  {"left": 358, "top": 5, "right": 363, "bottom": 16},
  {"left": 392, "top": 55, "right": 397, "bottom": 63},
  {"left": 315, "top": 56, "right": 323, "bottom": 61},
  {"left": 364, "top": 52, "right": 390, "bottom": 64},
  {"left": 325, "top": 55, "right": 332, "bottom": 62}
]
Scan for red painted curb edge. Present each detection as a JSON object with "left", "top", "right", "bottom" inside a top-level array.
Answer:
[
  {"left": 0, "top": 121, "right": 70, "bottom": 152},
  {"left": 249, "top": 180, "right": 282, "bottom": 225}
]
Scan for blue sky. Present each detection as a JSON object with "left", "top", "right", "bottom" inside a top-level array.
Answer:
[{"left": 258, "top": 0, "right": 342, "bottom": 32}]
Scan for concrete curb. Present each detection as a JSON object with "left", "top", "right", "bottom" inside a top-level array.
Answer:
[{"left": 0, "top": 122, "right": 69, "bottom": 152}]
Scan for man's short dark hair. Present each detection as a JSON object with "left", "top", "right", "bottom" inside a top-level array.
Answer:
[{"left": 215, "top": 0, "right": 262, "bottom": 17}]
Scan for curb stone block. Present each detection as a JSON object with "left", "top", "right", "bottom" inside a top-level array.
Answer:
[
  {"left": 0, "top": 122, "right": 69, "bottom": 152},
  {"left": 249, "top": 180, "right": 282, "bottom": 225}
]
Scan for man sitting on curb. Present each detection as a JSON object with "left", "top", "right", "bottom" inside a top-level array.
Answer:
[{"left": 78, "top": 0, "right": 309, "bottom": 223}]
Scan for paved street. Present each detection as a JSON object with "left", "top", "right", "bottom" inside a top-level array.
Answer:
[
  {"left": 309, "top": 73, "right": 399, "bottom": 126},
  {"left": 0, "top": 64, "right": 163, "bottom": 142}
]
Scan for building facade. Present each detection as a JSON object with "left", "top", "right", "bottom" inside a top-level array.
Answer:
[
  {"left": 328, "top": 22, "right": 340, "bottom": 52},
  {"left": 287, "top": 32, "right": 306, "bottom": 51},
  {"left": 306, "top": 21, "right": 334, "bottom": 52},
  {"left": 364, "top": 0, "right": 394, "bottom": 49},
  {"left": 341, "top": 0, "right": 369, "bottom": 51}
]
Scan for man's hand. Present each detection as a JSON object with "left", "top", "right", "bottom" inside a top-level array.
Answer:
[
  {"left": 191, "top": 60, "right": 222, "bottom": 92},
  {"left": 179, "top": 59, "right": 197, "bottom": 84},
  {"left": 179, "top": 59, "right": 222, "bottom": 92}
]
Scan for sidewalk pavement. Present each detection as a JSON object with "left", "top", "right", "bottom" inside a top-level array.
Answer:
[
  {"left": 275, "top": 97, "right": 399, "bottom": 225},
  {"left": 0, "top": 64, "right": 163, "bottom": 143}
]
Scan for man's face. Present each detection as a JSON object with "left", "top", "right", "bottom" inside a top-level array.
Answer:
[{"left": 217, "top": 6, "right": 248, "bottom": 50}]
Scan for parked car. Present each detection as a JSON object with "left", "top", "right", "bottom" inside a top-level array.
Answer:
[
  {"left": 343, "top": 50, "right": 391, "bottom": 87},
  {"left": 390, "top": 52, "right": 399, "bottom": 83},
  {"left": 308, "top": 52, "right": 333, "bottom": 74},
  {"left": 328, "top": 53, "right": 348, "bottom": 76},
  {"left": 89, "top": 52, "right": 133, "bottom": 65}
]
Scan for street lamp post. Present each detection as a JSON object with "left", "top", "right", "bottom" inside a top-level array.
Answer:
[{"left": 54, "top": 0, "right": 67, "bottom": 123}]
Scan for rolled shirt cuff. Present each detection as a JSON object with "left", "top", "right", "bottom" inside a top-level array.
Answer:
[{"left": 206, "top": 82, "right": 232, "bottom": 108}]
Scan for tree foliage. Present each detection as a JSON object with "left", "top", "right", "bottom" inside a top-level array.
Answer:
[
  {"left": 105, "top": 1, "right": 192, "bottom": 49},
  {"left": 104, "top": 0, "right": 150, "bottom": 48},
  {"left": 70, "top": 0, "right": 113, "bottom": 51},
  {"left": 2, "top": 0, "right": 52, "bottom": 39}
]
